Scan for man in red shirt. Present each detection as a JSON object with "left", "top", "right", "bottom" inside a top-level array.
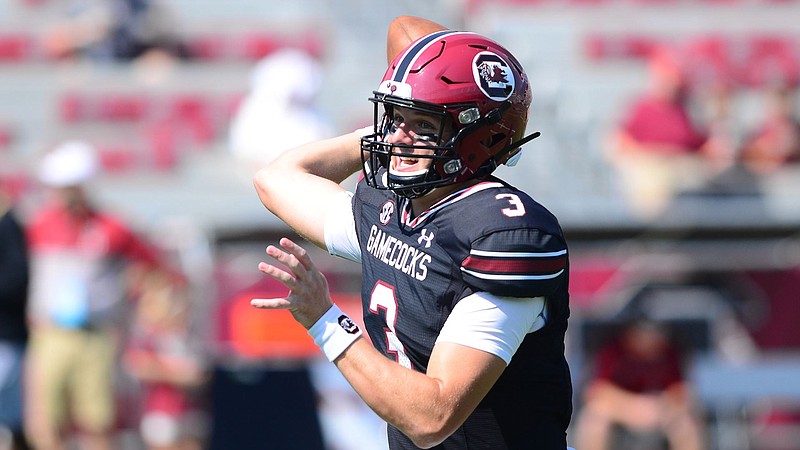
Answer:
[
  {"left": 24, "top": 141, "right": 177, "bottom": 450},
  {"left": 574, "top": 319, "right": 706, "bottom": 450},
  {"left": 605, "top": 46, "right": 717, "bottom": 219}
]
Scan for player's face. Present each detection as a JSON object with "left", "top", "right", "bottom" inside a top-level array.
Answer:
[{"left": 384, "top": 106, "right": 449, "bottom": 176}]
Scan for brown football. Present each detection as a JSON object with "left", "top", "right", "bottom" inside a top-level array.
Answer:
[{"left": 386, "top": 16, "right": 448, "bottom": 65}]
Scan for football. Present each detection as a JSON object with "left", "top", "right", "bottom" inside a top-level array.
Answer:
[{"left": 386, "top": 15, "right": 448, "bottom": 65}]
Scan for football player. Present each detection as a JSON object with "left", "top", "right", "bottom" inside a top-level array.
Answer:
[{"left": 252, "top": 28, "right": 573, "bottom": 449}]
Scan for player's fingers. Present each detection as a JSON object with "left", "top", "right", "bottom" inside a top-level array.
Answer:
[
  {"left": 257, "top": 261, "right": 298, "bottom": 289},
  {"left": 250, "top": 297, "right": 291, "bottom": 309},
  {"left": 279, "top": 237, "right": 316, "bottom": 272},
  {"left": 266, "top": 243, "right": 310, "bottom": 279}
]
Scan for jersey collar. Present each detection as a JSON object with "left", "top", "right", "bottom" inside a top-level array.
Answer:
[{"left": 400, "top": 181, "right": 504, "bottom": 228}]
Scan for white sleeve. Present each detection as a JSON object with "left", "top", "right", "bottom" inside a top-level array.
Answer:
[
  {"left": 435, "top": 292, "right": 547, "bottom": 365},
  {"left": 323, "top": 190, "right": 362, "bottom": 263}
]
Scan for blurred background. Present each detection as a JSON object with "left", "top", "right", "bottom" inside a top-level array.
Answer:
[{"left": 1, "top": 0, "right": 799, "bottom": 449}]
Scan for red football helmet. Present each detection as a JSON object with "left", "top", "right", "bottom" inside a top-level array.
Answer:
[{"left": 360, "top": 31, "right": 538, "bottom": 198}]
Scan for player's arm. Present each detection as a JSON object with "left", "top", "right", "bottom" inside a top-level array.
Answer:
[
  {"left": 253, "top": 130, "right": 364, "bottom": 249},
  {"left": 334, "top": 291, "right": 545, "bottom": 448},
  {"left": 251, "top": 238, "right": 544, "bottom": 448},
  {"left": 335, "top": 336, "right": 506, "bottom": 448}
]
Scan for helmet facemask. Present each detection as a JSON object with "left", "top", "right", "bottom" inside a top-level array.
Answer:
[{"left": 361, "top": 95, "right": 463, "bottom": 199}]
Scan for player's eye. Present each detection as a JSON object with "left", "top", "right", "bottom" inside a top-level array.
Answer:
[
  {"left": 413, "top": 120, "right": 439, "bottom": 143},
  {"left": 417, "top": 119, "right": 436, "bottom": 131}
]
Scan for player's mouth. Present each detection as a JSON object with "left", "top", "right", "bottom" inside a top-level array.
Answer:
[
  {"left": 393, "top": 156, "right": 420, "bottom": 170},
  {"left": 390, "top": 155, "right": 430, "bottom": 176}
]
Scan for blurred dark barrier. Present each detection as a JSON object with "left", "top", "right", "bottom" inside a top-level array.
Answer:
[{"left": 208, "top": 365, "right": 325, "bottom": 450}]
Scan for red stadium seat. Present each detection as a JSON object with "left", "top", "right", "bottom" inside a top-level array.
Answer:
[
  {"left": 0, "top": 34, "right": 33, "bottom": 61},
  {"left": 740, "top": 35, "right": 800, "bottom": 87},
  {"left": 697, "top": 0, "right": 740, "bottom": 5},
  {"left": 58, "top": 92, "right": 87, "bottom": 123},
  {"left": 97, "top": 93, "right": 150, "bottom": 121},
  {"left": 631, "top": 0, "right": 680, "bottom": 6},
  {"left": 465, "top": 0, "right": 550, "bottom": 15},
  {"left": 0, "top": 123, "right": 13, "bottom": 149},
  {"left": 569, "top": 257, "right": 626, "bottom": 309},
  {"left": 186, "top": 30, "right": 326, "bottom": 62},
  {"left": 168, "top": 95, "right": 217, "bottom": 145},
  {"left": 296, "top": 32, "right": 326, "bottom": 59},
  {"left": 565, "top": 0, "right": 611, "bottom": 5},
  {"left": 0, "top": 172, "right": 31, "bottom": 204},
  {"left": 186, "top": 34, "right": 227, "bottom": 60},
  {"left": 584, "top": 34, "right": 662, "bottom": 61},
  {"left": 169, "top": 94, "right": 206, "bottom": 118},
  {"left": 146, "top": 121, "right": 179, "bottom": 170},
  {"left": 60, "top": 92, "right": 153, "bottom": 122},
  {"left": 239, "top": 33, "right": 283, "bottom": 60},
  {"left": 683, "top": 35, "right": 738, "bottom": 87},
  {"left": 97, "top": 145, "right": 140, "bottom": 172}
]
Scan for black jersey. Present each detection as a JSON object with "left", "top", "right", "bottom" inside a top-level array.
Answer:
[{"left": 352, "top": 177, "right": 573, "bottom": 449}]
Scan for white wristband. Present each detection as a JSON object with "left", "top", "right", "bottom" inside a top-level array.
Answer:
[{"left": 308, "top": 304, "right": 362, "bottom": 362}]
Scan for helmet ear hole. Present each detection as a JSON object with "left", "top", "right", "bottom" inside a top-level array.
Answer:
[{"left": 485, "top": 133, "right": 507, "bottom": 149}]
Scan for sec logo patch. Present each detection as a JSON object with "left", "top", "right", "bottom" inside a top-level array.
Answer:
[{"left": 379, "top": 200, "right": 395, "bottom": 225}]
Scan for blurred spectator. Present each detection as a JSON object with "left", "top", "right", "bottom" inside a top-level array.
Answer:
[
  {"left": 574, "top": 318, "right": 706, "bottom": 450},
  {"left": 41, "top": 0, "right": 188, "bottom": 63},
  {"left": 678, "top": 83, "right": 767, "bottom": 199},
  {"left": 23, "top": 141, "right": 181, "bottom": 450},
  {"left": 228, "top": 48, "right": 334, "bottom": 172},
  {"left": 0, "top": 183, "right": 30, "bottom": 450},
  {"left": 699, "top": 82, "right": 743, "bottom": 172},
  {"left": 687, "top": 83, "right": 800, "bottom": 201},
  {"left": 739, "top": 84, "right": 800, "bottom": 176},
  {"left": 605, "top": 46, "right": 717, "bottom": 219},
  {"left": 123, "top": 270, "right": 208, "bottom": 450}
]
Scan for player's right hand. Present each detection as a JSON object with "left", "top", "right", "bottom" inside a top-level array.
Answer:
[{"left": 250, "top": 237, "right": 333, "bottom": 329}]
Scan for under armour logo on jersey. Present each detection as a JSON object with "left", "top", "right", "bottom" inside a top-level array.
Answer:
[
  {"left": 417, "top": 228, "right": 435, "bottom": 248},
  {"left": 379, "top": 200, "right": 395, "bottom": 225}
]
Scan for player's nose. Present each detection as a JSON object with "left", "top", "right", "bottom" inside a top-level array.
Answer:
[{"left": 386, "top": 123, "right": 415, "bottom": 145}]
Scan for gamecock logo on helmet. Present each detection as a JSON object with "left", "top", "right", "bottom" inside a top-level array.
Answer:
[{"left": 472, "top": 52, "right": 515, "bottom": 102}]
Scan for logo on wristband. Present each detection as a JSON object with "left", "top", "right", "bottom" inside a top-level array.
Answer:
[{"left": 338, "top": 315, "right": 360, "bottom": 334}]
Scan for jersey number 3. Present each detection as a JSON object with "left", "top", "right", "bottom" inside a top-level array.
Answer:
[
  {"left": 369, "top": 281, "right": 412, "bottom": 369},
  {"left": 496, "top": 193, "right": 526, "bottom": 217}
]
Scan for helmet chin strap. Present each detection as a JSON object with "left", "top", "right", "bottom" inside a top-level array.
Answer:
[
  {"left": 388, "top": 166, "right": 441, "bottom": 199},
  {"left": 393, "top": 184, "right": 432, "bottom": 199}
]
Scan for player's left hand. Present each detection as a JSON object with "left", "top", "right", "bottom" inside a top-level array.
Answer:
[{"left": 250, "top": 237, "right": 333, "bottom": 329}]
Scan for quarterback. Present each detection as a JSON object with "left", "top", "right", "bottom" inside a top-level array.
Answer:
[{"left": 251, "top": 20, "right": 573, "bottom": 449}]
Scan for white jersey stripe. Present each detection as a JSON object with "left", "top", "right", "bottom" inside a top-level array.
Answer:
[
  {"left": 470, "top": 249, "right": 568, "bottom": 258},
  {"left": 461, "top": 267, "right": 565, "bottom": 280}
]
